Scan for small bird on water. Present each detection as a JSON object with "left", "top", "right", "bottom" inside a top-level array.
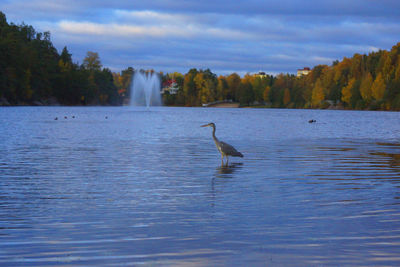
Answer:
[{"left": 201, "top": 122, "right": 243, "bottom": 166}]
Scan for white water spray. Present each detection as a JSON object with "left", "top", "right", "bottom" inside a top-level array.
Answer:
[{"left": 130, "top": 71, "right": 162, "bottom": 107}]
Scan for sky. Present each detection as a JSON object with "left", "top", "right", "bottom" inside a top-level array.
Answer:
[{"left": 1, "top": 0, "right": 400, "bottom": 75}]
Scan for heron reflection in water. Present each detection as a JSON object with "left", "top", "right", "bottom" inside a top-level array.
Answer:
[
  {"left": 217, "top": 162, "right": 243, "bottom": 176},
  {"left": 201, "top": 122, "right": 243, "bottom": 166}
]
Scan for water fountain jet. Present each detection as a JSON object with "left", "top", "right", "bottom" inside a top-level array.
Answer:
[{"left": 130, "top": 71, "right": 162, "bottom": 107}]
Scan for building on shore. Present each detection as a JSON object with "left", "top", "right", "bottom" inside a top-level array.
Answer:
[
  {"left": 254, "top": 71, "right": 268, "bottom": 78},
  {"left": 161, "top": 79, "right": 179, "bottom": 95},
  {"left": 297, "top": 67, "right": 310, "bottom": 77}
]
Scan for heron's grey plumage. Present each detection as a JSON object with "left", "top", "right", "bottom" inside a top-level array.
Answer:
[{"left": 201, "top": 122, "right": 243, "bottom": 165}]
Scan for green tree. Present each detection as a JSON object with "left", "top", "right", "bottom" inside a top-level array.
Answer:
[
  {"left": 60, "top": 46, "right": 72, "bottom": 65},
  {"left": 238, "top": 80, "right": 254, "bottom": 105}
]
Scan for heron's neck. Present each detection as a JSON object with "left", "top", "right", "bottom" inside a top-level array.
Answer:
[{"left": 212, "top": 126, "right": 219, "bottom": 142}]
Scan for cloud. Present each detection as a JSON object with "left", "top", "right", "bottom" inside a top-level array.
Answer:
[
  {"left": 76, "top": 0, "right": 400, "bottom": 18},
  {"left": 114, "top": 10, "right": 191, "bottom": 24},
  {"left": 56, "top": 12, "right": 254, "bottom": 41},
  {"left": 58, "top": 21, "right": 175, "bottom": 38}
]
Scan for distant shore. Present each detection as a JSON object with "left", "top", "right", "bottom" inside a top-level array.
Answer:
[
  {"left": 204, "top": 102, "right": 240, "bottom": 108},
  {"left": 0, "top": 98, "right": 395, "bottom": 111}
]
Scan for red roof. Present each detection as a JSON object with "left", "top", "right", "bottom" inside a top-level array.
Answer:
[{"left": 163, "top": 79, "right": 176, "bottom": 87}]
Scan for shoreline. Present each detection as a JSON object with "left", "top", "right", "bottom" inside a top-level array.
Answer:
[
  {"left": 1, "top": 104, "right": 397, "bottom": 112},
  {"left": 0, "top": 98, "right": 398, "bottom": 111},
  {"left": 204, "top": 102, "right": 240, "bottom": 108}
]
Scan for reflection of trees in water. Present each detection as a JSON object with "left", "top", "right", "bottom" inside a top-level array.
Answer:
[
  {"left": 371, "top": 142, "right": 400, "bottom": 169},
  {"left": 370, "top": 152, "right": 400, "bottom": 168},
  {"left": 314, "top": 141, "right": 400, "bottom": 173}
]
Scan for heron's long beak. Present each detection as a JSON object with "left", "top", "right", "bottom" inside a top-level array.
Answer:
[{"left": 201, "top": 124, "right": 210, "bottom": 127}]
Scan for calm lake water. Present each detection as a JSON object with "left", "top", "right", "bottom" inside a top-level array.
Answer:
[{"left": 1, "top": 106, "right": 400, "bottom": 266}]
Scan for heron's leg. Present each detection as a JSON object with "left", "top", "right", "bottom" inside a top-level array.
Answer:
[{"left": 221, "top": 154, "right": 224, "bottom": 166}]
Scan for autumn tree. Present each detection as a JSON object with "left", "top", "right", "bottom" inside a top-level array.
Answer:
[
  {"left": 263, "top": 85, "right": 271, "bottom": 103},
  {"left": 350, "top": 53, "right": 363, "bottom": 80},
  {"left": 83, "top": 51, "right": 102, "bottom": 71},
  {"left": 311, "top": 79, "right": 324, "bottom": 107},
  {"left": 378, "top": 51, "right": 394, "bottom": 81},
  {"left": 395, "top": 55, "right": 400, "bottom": 82},
  {"left": 3, "top": 9, "right": 400, "bottom": 110},
  {"left": 341, "top": 78, "right": 356, "bottom": 106},
  {"left": 226, "top": 73, "right": 241, "bottom": 102},
  {"left": 371, "top": 73, "right": 386, "bottom": 101},
  {"left": 194, "top": 72, "right": 208, "bottom": 104},
  {"left": 216, "top": 76, "right": 228, "bottom": 101},
  {"left": 183, "top": 69, "right": 196, "bottom": 103},
  {"left": 283, "top": 88, "right": 291, "bottom": 106},
  {"left": 113, "top": 67, "right": 134, "bottom": 99},
  {"left": 359, "top": 72, "right": 373, "bottom": 103}
]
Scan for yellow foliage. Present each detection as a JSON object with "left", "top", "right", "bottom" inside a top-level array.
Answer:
[
  {"left": 334, "top": 57, "right": 352, "bottom": 83},
  {"left": 371, "top": 73, "right": 386, "bottom": 100},
  {"left": 381, "top": 52, "right": 394, "bottom": 81},
  {"left": 395, "top": 55, "right": 400, "bottom": 81},
  {"left": 341, "top": 78, "right": 356, "bottom": 105},
  {"left": 359, "top": 72, "right": 373, "bottom": 102},
  {"left": 311, "top": 79, "right": 324, "bottom": 107},
  {"left": 242, "top": 73, "right": 254, "bottom": 84}
]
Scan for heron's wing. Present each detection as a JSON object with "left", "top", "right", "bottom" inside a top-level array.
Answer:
[{"left": 220, "top": 141, "right": 243, "bottom": 157}]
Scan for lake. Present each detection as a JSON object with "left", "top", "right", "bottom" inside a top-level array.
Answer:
[{"left": 1, "top": 106, "right": 400, "bottom": 266}]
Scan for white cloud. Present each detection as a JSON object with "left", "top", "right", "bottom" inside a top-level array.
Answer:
[
  {"left": 56, "top": 14, "right": 254, "bottom": 41},
  {"left": 58, "top": 21, "right": 172, "bottom": 37},
  {"left": 114, "top": 9, "right": 190, "bottom": 24}
]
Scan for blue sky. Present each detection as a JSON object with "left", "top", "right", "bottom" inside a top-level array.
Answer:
[{"left": 1, "top": 0, "right": 400, "bottom": 75}]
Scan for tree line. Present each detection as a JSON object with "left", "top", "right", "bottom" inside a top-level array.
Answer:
[
  {"left": 1, "top": 11, "right": 400, "bottom": 110},
  {"left": 158, "top": 43, "right": 400, "bottom": 110},
  {"left": 0, "top": 12, "right": 119, "bottom": 105}
]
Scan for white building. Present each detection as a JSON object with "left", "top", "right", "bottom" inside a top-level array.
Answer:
[
  {"left": 254, "top": 71, "right": 268, "bottom": 78},
  {"left": 162, "top": 79, "right": 179, "bottom": 95},
  {"left": 297, "top": 67, "right": 311, "bottom": 77}
]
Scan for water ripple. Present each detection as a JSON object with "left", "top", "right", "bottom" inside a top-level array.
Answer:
[{"left": 1, "top": 107, "right": 400, "bottom": 265}]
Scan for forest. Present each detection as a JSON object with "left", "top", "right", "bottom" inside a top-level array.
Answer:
[
  {"left": 0, "top": 12, "right": 119, "bottom": 106},
  {"left": 114, "top": 42, "right": 400, "bottom": 110},
  {"left": 1, "top": 11, "right": 400, "bottom": 110}
]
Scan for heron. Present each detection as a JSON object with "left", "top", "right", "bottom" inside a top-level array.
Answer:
[{"left": 201, "top": 122, "right": 243, "bottom": 166}]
